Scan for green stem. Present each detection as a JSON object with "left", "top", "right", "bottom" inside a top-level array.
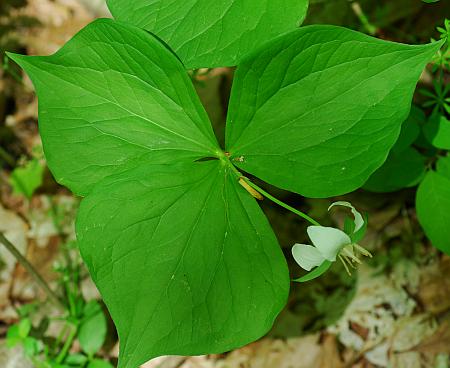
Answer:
[
  {"left": 223, "top": 156, "right": 321, "bottom": 226},
  {"left": 55, "top": 323, "right": 78, "bottom": 364},
  {"left": 53, "top": 323, "right": 69, "bottom": 356},
  {"left": 242, "top": 179, "right": 321, "bottom": 226},
  {"left": 0, "top": 232, "right": 65, "bottom": 310},
  {"left": 64, "top": 280, "right": 77, "bottom": 317}
]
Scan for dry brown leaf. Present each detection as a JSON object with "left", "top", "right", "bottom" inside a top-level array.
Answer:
[
  {"left": 412, "top": 321, "right": 450, "bottom": 355},
  {"left": 215, "top": 336, "right": 324, "bottom": 368},
  {"left": 389, "top": 352, "right": 422, "bottom": 368},
  {"left": 320, "top": 334, "right": 344, "bottom": 368},
  {"left": 179, "top": 356, "right": 214, "bottom": 368},
  {"left": 141, "top": 356, "right": 186, "bottom": 368},
  {"left": 390, "top": 315, "right": 437, "bottom": 353},
  {"left": 388, "top": 315, "right": 438, "bottom": 368},
  {"left": 10, "top": 235, "right": 59, "bottom": 302},
  {"left": 418, "top": 257, "right": 450, "bottom": 315},
  {"left": 12, "top": 0, "right": 94, "bottom": 56}
]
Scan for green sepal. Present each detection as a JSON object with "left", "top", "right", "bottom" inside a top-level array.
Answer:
[
  {"left": 350, "top": 213, "right": 369, "bottom": 244},
  {"left": 293, "top": 261, "right": 333, "bottom": 283}
]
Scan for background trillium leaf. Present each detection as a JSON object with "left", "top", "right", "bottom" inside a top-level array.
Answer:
[
  {"left": 423, "top": 114, "right": 450, "bottom": 149},
  {"left": 364, "top": 146, "right": 426, "bottom": 193},
  {"left": 225, "top": 25, "right": 443, "bottom": 198},
  {"left": 106, "top": 0, "right": 309, "bottom": 69},
  {"left": 436, "top": 154, "right": 450, "bottom": 177},
  {"left": 76, "top": 161, "right": 290, "bottom": 368},
  {"left": 8, "top": 19, "right": 220, "bottom": 196},
  {"left": 391, "top": 105, "right": 423, "bottom": 153},
  {"left": 364, "top": 107, "right": 427, "bottom": 193},
  {"left": 416, "top": 155, "right": 450, "bottom": 255}
]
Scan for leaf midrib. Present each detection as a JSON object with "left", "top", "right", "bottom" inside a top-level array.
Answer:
[{"left": 27, "top": 58, "right": 219, "bottom": 157}]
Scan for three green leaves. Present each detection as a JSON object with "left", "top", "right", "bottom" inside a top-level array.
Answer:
[{"left": 8, "top": 3, "right": 442, "bottom": 367}]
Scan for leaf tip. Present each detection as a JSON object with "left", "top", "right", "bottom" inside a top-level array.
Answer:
[
  {"left": 5, "top": 52, "right": 24, "bottom": 65},
  {"left": 5, "top": 52, "right": 37, "bottom": 76}
]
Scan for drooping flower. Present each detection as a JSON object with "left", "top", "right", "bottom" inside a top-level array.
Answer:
[{"left": 292, "top": 201, "right": 371, "bottom": 279}]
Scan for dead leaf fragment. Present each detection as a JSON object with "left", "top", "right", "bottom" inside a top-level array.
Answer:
[
  {"left": 412, "top": 321, "right": 450, "bottom": 355},
  {"left": 418, "top": 257, "right": 450, "bottom": 315}
]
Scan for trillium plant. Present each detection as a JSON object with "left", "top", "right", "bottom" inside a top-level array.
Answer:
[{"left": 7, "top": 0, "right": 448, "bottom": 367}]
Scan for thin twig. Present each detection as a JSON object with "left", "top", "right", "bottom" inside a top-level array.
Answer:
[
  {"left": 2, "top": 54, "right": 24, "bottom": 85},
  {"left": 0, "top": 146, "right": 16, "bottom": 167},
  {"left": 351, "top": 1, "right": 377, "bottom": 36},
  {"left": 0, "top": 232, "right": 65, "bottom": 310}
]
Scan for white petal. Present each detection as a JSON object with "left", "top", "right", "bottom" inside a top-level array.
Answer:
[
  {"left": 292, "top": 244, "right": 326, "bottom": 271},
  {"left": 328, "top": 201, "right": 364, "bottom": 232},
  {"left": 307, "top": 226, "right": 351, "bottom": 261}
]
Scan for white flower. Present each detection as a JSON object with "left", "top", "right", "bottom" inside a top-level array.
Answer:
[{"left": 292, "top": 201, "right": 371, "bottom": 276}]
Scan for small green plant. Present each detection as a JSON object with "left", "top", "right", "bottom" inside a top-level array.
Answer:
[
  {"left": 4, "top": 1, "right": 447, "bottom": 367},
  {"left": 9, "top": 158, "right": 44, "bottom": 198},
  {"left": 365, "top": 19, "right": 450, "bottom": 255},
  {"left": 5, "top": 240, "right": 113, "bottom": 368},
  {"left": 419, "top": 79, "right": 450, "bottom": 115}
]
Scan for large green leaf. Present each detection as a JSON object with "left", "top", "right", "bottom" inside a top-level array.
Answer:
[
  {"left": 106, "top": 0, "right": 309, "bottom": 69},
  {"left": 225, "top": 25, "right": 442, "bottom": 198},
  {"left": 76, "top": 161, "right": 289, "bottom": 368},
  {"left": 8, "top": 19, "right": 219, "bottom": 196},
  {"left": 416, "top": 155, "right": 450, "bottom": 255}
]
